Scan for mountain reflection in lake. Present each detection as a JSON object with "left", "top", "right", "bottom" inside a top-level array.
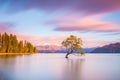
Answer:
[{"left": 0, "top": 54, "right": 120, "bottom": 80}]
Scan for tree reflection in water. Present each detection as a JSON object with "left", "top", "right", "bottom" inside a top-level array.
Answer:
[{"left": 64, "top": 58, "right": 85, "bottom": 80}]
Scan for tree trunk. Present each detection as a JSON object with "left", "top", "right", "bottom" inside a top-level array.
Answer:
[
  {"left": 65, "top": 52, "right": 70, "bottom": 58},
  {"left": 65, "top": 49, "right": 73, "bottom": 58}
]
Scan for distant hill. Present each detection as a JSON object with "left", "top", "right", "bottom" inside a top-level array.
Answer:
[
  {"left": 91, "top": 42, "right": 120, "bottom": 53},
  {"left": 36, "top": 45, "right": 95, "bottom": 53},
  {"left": 36, "top": 45, "right": 66, "bottom": 53}
]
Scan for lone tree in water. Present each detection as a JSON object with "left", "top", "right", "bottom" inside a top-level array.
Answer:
[{"left": 62, "top": 35, "right": 82, "bottom": 58}]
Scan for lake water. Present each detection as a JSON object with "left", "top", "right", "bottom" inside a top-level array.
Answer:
[{"left": 0, "top": 54, "right": 120, "bottom": 80}]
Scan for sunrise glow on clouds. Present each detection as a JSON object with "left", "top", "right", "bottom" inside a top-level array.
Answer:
[
  {"left": 51, "top": 14, "right": 120, "bottom": 32},
  {"left": 0, "top": 0, "right": 120, "bottom": 48}
]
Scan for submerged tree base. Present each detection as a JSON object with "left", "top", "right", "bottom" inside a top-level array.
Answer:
[{"left": 65, "top": 53, "right": 71, "bottom": 58}]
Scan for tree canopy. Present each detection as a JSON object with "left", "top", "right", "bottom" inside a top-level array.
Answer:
[
  {"left": 0, "top": 32, "right": 37, "bottom": 53},
  {"left": 62, "top": 35, "right": 83, "bottom": 58}
]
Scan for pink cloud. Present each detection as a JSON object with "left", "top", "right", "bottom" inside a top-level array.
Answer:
[
  {"left": 15, "top": 33, "right": 66, "bottom": 46},
  {"left": 14, "top": 33, "right": 109, "bottom": 48},
  {"left": 51, "top": 15, "right": 120, "bottom": 32},
  {"left": 0, "top": 23, "right": 12, "bottom": 33},
  {"left": 82, "top": 37, "right": 109, "bottom": 48},
  {"left": 16, "top": 33, "right": 43, "bottom": 46},
  {"left": 5, "top": 0, "right": 120, "bottom": 15},
  {"left": 36, "top": 45, "right": 64, "bottom": 51}
]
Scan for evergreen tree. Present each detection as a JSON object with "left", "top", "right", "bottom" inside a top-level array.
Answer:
[
  {"left": 1, "top": 33, "right": 6, "bottom": 53},
  {"left": 8, "top": 34, "right": 13, "bottom": 53},
  {"left": 18, "top": 40, "right": 24, "bottom": 53},
  {"left": 12, "top": 35, "right": 18, "bottom": 53},
  {"left": 4, "top": 32, "right": 9, "bottom": 53},
  {"left": 0, "top": 33, "right": 37, "bottom": 53},
  {"left": 0, "top": 33, "right": 2, "bottom": 52},
  {"left": 33, "top": 47, "right": 37, "bottom": 53},
  {"left": 23, "top": 40, "right": 28, "bottom": 53}
]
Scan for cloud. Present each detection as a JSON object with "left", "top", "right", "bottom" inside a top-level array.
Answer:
[
  {"left": 16, "top": 33, "right": 67, "bottom": 46},
  {"left": 1, "top": 0, "right": 120, "bottom": 14},
  {"left": 15, "top": 33, "right": 109, "bottom": 48},
  {"left": 0, "top": 22, "right": 13, "bottom": 33},
  {"left": 49, "top": 15, "right": 120, "bottom": 32},
  {"left": 1, "top": 0, "right": 120, "bottom": 34},
  {"left": 0, "top": 0, "right": 119, "bottom": 48},
  {"left": 82, "top": 37, "right": 109, "bottom": 48},
  {"left": 16, "top": 33, "right": 43, "bottom": 46}
]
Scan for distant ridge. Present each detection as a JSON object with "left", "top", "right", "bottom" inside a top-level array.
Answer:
[
  {"left": 36, "top": 45, "right": 66, "bottom": 53},
  {"left": 91, "top": 42, "right": 120, "bottom": 53},
  {"left": 36, "top": 45, "right": 95, "bottom": 53}
]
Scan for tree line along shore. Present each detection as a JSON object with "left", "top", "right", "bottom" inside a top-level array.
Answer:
[{"left": 0, "top": 33, "right": 37, "bottom": 55}]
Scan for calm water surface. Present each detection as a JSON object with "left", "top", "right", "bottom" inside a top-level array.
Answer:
[{"left": 0, "top": 54, "right": 120, "bottom": 80}]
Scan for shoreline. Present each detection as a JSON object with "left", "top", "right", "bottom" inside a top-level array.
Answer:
[{"left": 0, "top": 53, "right": 36, "bottom": 56}]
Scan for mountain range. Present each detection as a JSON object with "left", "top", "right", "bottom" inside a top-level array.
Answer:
[
  {"left": 36, "top": 45, "right": 95, "bottom": 53},
  {"left": 91, "top": 42, "right": 120, "bottom": 53},
  {"left": 36, "top": 42, "right": 120, "bottom": 53}
]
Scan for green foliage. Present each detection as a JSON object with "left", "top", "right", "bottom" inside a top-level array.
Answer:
[
  {"left": 79, "top": 51, "right": 85, "bottom": 56},
  {"left": 0, "top": 33, "right": 37, "bottom": 53},
  {"left": 62, "top": 35, "right": 82, "bottom": 54}
]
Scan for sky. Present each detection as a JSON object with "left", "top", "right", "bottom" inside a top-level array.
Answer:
[{"left": 0, "top": 0, "right": 120, "bottom": 48}]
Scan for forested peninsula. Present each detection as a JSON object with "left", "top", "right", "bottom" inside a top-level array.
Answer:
[{"left": 0, "top": 33, "right": 37, "bottom": 54}]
